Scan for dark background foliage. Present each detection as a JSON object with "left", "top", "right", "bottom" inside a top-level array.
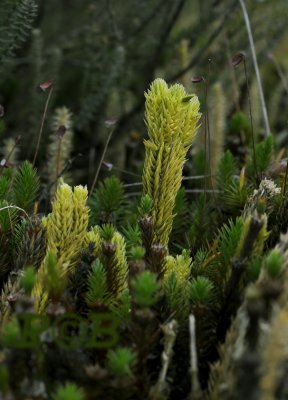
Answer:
[{"left": 0, "top": 0, "right": 287, "bottom": 188}]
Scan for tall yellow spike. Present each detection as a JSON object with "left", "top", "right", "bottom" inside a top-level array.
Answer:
[
  {"left": 33, "top": 181, "right": 89, "bottom": 311},
  {"left": 142, "top": 78, "right": 201, "bottom": 246}
]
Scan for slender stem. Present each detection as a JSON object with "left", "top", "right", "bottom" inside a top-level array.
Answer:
[
  {"left": 0, "top": 205, "right": 29, "bottom": 219},
  {"left": 123, "top": 175, "right": 214, "bottom": 188},
  {"left": 189, "top": 314, "right": 201, "bottom": 398},
  {"left": 283, "top": 160, "right": 288, "bottom": 197},
  {"left": 239, "top": 0, "right": 270, "bottom": 137},
  {"left": 206, "top": 60, "right": 218, "bottom": 205},
  {"left": 243, "top": 58, "right": 259, "bottom": 183},
  {"left": 203, "top": 82, "right": 208, "bottom": 202},
  {"left": 110, "top": 166, "right": 140, "bottom": 178},
  {"left": 89, "top": 128, "right": 115, "bottom": 198},
  {"left": 54, "top": 137, "right": 63, "bottom": 192},
  {"left": 224, "top": 31, "right": 240, "bottom": 112},
  {"left": 32, "top": 86, "right": 54, "bottom": 167}
]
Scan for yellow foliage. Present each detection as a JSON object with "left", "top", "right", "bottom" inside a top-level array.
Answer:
[
  {"left": 84, "top": 225, "right": 102, "bottom": 256},
  {"left": 111, "top": 231, "right": 128, "bottom": 297},
  {"left": 142, "top": 78, "right": 201, "bottom": 246},
  {"left": 33, "top": 181, "right": 89, "bottom": 311},
  {"left": 164, "top": 251, "right": 192, "bottom": 287}
]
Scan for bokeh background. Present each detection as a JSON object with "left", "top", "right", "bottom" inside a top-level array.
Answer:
[{"left": 0, "top": 0, "right": 287, "bottom": 187}]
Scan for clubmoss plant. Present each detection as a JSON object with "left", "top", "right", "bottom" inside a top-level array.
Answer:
[
  {"left": 142, "top": 78, "right": 201, "bottom": 246},
  {"left": 33, "top": 181, "right": 89, "bottom": 310}
]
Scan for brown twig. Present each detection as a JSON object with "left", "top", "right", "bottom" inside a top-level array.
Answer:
[
  {"left": 239, "top": 0, "right": 270, "bottom": 137},
  {"left": 89, "top": 127, "right": 115, "bottom": 198},
  {"left": 32, "top": 84, "right": 54, "bottom": 167},
  {"left": 243, "top": 57, "right": 259, "bottom": 183}
]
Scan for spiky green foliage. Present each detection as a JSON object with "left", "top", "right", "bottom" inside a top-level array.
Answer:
[
  {"left": 247, "top": 135, "right": 274, "bottom": 180},
  {"left": 20, "top": 266, "right": 35, "bottom": 294},
  {"left": 188, "top": 194, "right": 216, "bottom": 250},
  {"left": 15, "top": 216, "right": 46, "bottom": 271},
  {"left": 41, "top": 251, "right": 66, "bottom": 302},
  {"left": 110, "top": 288, "right": 131, "bottom": 321},
  {"left": 0, "top": 317, "right": 20, "bottom": 347},
  {"left": 247, "top": 256, "right": 262, "bottom": 281},
  {"left": 53, "top": 383, "right": 85, "bottom": 400},
  {"left": 256, "top": 136, "right": 274, "bottom": 174},
  {"left": 0, "top": 174, "right": 11, "bottom": 201},
  {"left": 122, "top": 223, "right": 142, "bottom": 250},
  {"left": 216, "top": 150, "right": 248, "bottom": 213},
  {"left": 216, "top": 150, "right": 236, "bottom": 193},
  {"left": 99, "top": 228, "right": 128, "bottom": 301},
  {"left": 190, "top": 276, "right": 214, "bottom": 306},
  {"left": 230, "top": 111, "right": 250, "bottom": 137},
  {"left": 130, "top": 246, "right": 145, "bottom": 260},
  {"left": 265, "top": 248, "right": 283, "bottom": 278},
  {"left": 90, "top": 176, "right": 124, "bottom": 226},
  {"left": 99, "top": 223, "right": 116, "bottom": 242},
  {"left": 12, "top": 218, "right": 28, "bottom": 251},
  {"left": 218, "top": 217, "right": 244, "bottom": 269},
  {"left": 107, "top": 347, "right": 136, "bottom": 378},
  {"left": 85, "top": 259, "right": 107, "bottom": 306},
  {"left": 13, "top": 161, "right": 39, "bottom": 212},
  {"left": 138, "top": 194, "right": 153, "bottom": 217},
  {"left": 0, "top": 0, "right": 38, "bottom": 65},
  {"left": 131, "top": 271, "right": 159, "bottom": 308},
  {"left": 163, "top": 250, "right": 191, "bottom": 319},
  {"left": 0, "top": 200, "right": 18, "bottom": 233}
]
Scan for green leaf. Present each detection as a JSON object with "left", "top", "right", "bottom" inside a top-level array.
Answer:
[
  {"left": 13, "top": 161, "right": 40, "bottom": 212},
  {"left": 190, "top": 276, "right": 214, "bottom": 305},
  {"left": 85, "top": 259, "right": 107, "bottom": 306},
  {"left": 265, "top": 248, "right": 283, "bottom": 278},
  {"left": 89, "top": 176, "right": 124, "bottom": 226},
  {"left": 131, "top": 271, "right": 159, "bottom": 308},
  {"left": 218, "top": 217, "right": 244, "bottom": 267},
  {"left": 107, "top": 347, "right": 136, "bottom": 378},
  {"left": 53, "top": 383, "right": 85, "bottom": 400},
  {"left": 216, "top": 150, "right": 236, "bottom": 192}
]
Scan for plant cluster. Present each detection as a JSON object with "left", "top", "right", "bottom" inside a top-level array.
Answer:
[
  {"left": 0, "top": 76, "right": 287, "bottom": 400},
  {"left": 0, "top": 1, "right": 288, "bottom": 399}
]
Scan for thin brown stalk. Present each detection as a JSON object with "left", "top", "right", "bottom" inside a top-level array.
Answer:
[
  {"left": 282, "top": 161, "right": 288, "bottom": 197},
  {"left": 53, "top": 136, "right": 63, "bottom": 193},
  {"left": 243, "top": 57, "right": 259, "bottom": 183},
  {"left": 89, "top": 127, "right": 115, "bottom": 198},
  {"left": 239, "top": 0, "right": 270, "bottom": 137},
  {"left": 32, "top": 86, "right": 54, "bottom": 167},
  {"left": 0, "top": 205, "right": 29, "bottom": 219}
]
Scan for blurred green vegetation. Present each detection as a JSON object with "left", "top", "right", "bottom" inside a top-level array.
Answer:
[
  {"left": 0, "top": 2, "right": 288, "bottom": 398},
  {"left": 0, "top": 0, "right": 287, "bottom": 189}
]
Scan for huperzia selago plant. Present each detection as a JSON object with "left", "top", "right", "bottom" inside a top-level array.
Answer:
[
  {"left": 0, "top": 78, "right": 288, "bottom": 400},
  {"left": 142, "top": 78, "right": 201, "bottom": 247}
]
